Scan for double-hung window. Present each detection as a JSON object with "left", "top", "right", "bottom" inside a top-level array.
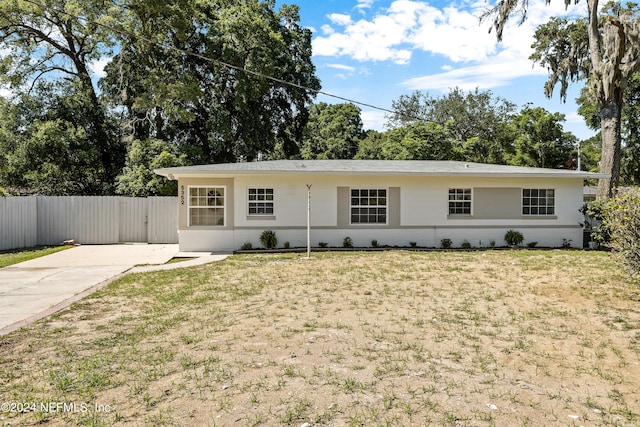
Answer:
[
  {"left": 189, "top": 186, "right": 225, "bottom": 226},
  {"left": 351, "top": 188, "right": 387, "bottom": 224},
  {"left": 522, "top": 189, "right": 555, "bottom": 215},
  {"left": 448, "top": 188, "right": 472, "bottom": 215},
  {"left": 248, "top": 188, "right": 274, "bottom": 215}
]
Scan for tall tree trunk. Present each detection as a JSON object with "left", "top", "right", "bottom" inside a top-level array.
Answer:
[
  {"left": 598, "top": 100, "right": 622, "bottom": 199},
  {"left": 77, "top": 63, "right": 116, "bottom": 193}
]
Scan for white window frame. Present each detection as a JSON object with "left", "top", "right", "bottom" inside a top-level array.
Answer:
[
  {"left": 448, "top": 188, "right": 472, "bottom": 215},
  {"left": 522, "top": 188, "right": 555, "bottom": 216},
  {"left": 247, "top": 188, "right": 275, "bottom": 216},
  {"left": 188, "top": 186, "right": 226, "bottom": 226},
  {"left": 350, "top": 188, "right": 388, "bottom": 225}
]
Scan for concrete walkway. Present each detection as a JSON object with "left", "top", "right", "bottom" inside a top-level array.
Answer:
[{"left": 0, "top": 244, "right": 229, "bottom": 335}]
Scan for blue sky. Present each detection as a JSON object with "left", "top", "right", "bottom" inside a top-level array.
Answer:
[{"left": 277, "top": 0, "right": 594, "bottom": 140}]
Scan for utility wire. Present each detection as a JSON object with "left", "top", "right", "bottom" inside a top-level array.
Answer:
[{"left": 20, "top": 0, "right": 402, "bottom": 118}]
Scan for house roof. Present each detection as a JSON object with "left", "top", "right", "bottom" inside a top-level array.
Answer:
[{"left": 155, "top": 160, "right": 610, "bottom": 179}]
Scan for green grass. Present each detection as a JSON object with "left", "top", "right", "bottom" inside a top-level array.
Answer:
[{"left": 0, "top": 245, "right": 71, "bottom": 268}]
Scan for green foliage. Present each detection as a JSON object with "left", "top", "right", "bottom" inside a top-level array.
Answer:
[
  {"left": 505, "top": 230, "right": 524, "bottom": 247},
  {"left": 440, "top": 238, "right": 452, "bottom": 249},
  {"left": 509, "top": 104, "right": 577, "bottom": 169},
  {"left": 371, "top": 239, "right": 379, "bottom": 248},
  {"left": 116, "top": 139, "right": 188, "bottom": 197},
  {"left": 259, "top": 231, "right": 278, "bottom": 249},
  {"left": 0, "top": 187, "right": 7, "bottom": 197},
  {"left": 342, "top": 237, "right": 353, "bottom": 248},
  {"left": 103, "top": 0, "right": 320, "bottom": 164},
  {"left": 584, "top": 200, "right": 611, "bottom": 246},
  {"left": 578, "top": 73, "right": 640, "bottom": 185},
  {"left": 356, "top": 121, "right": 455, "bottom": 161},
  {"left": 527, "top": 241, "right": 539, "bottom": 248},
  {"left": 0, "top": 0, "right": 122, "bottom": 188},
  {"left": 461, "top": 240, "right": 472, "bottom": 249},
  {"left": 301, "top": 103, "right": 363, "bottom": 159},
  {"left": 0, "top": 82, "right": 123, "bottom": 195},
  {"left": 318, "top": 242, "right": 328, "bottom": 248},
  {"left": 241, "top": 242, "right": 253, "bottom": 251},
  {"left": 597, "top": 188, "right": 640, "bottom": 281},
  {"left": 384, "top": 88, "right": 517, "bottom": 164},
  {"left": 1, "top": 0, "right": 319, "bottom": 194}
]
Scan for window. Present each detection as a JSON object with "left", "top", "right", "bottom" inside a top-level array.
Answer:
[
  {"left": 522, "top": 189, "right": 555, "bottom": 215},
  {"left": 248, "top": 188, "right": 274, "bottom": 215},
  {"left": 351, "top": 188, "right": 387, "bottom": 224},
  {"left": 189, "top": 186, "right": 225, "bottom": 226},
  {"left": 449, "top": 188, "right": 472, "bottom": 215}
]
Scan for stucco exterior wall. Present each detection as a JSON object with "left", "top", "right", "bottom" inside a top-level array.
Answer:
[{"left": 176, "top": 174, "right": 585, "bottom": 252}]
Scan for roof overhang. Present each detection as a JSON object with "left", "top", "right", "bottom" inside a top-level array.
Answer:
[{"left": 154, "top": 160, "right": 611, "bottom": 181}]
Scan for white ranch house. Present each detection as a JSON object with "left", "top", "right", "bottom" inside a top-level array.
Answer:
[{"left": 154, "top": 160, "right": 608, "bottom": 252}]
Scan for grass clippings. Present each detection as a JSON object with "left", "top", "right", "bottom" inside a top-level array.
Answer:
[{"left": 1, "top": 250, "right": 639, "bottom": 426}]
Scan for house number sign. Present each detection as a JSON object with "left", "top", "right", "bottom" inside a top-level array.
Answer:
[{"left": 180, "top": 185, "right": 185, "bottom": 205}]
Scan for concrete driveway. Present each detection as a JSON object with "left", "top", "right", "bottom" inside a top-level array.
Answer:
[{"left": 0, "top": 244, "right": 228, "bottom": 335}]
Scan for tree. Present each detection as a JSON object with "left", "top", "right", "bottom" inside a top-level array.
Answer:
[
  {"left": 484, "top": 1, "right": 640, "bottom": 199},
  {"left": 355, "top": 122, "right": 454, "bottom": 160},
  {"left": 116, "top": 139, "right": 188, "bottom": 197},
  {"left": 621, "top": 73, "right": 640, "bottom": 185},
  {"left": 102, "top": 0, "right": 319, "bottom": 164},
  {"left": 579, "top": 134, "right": 603, "bottom": 174},
  {"left": 0, "top": 0, "right": 125, "bottom": 190},
  {"left": 300, "top": 103, "right": 363, "bottom": 159},
  {"left": 386, "top": 88, "right": 517, "bottom": 164},
  {"left": 597, "top": 188, "right": 640, "bottom": 281},
  {"left": 510, "top": 104, "right": 577, "bottom": 168},
  {"left": 579, "top": 72, "right": 640, "bottom": 185},
  {"left": 0, "top": 82, "right": 114, "bottom": 195}
]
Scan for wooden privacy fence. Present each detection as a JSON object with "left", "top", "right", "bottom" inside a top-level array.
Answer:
[{"left": 0, "top": 196, "right": 178, "bottom": 251}]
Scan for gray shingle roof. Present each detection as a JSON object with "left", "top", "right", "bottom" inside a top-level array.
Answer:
[{"left": 155, "top": 160, "right": 610, "bottom": 179}]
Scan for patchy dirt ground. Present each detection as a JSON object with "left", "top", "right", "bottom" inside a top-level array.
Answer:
[{"left": 1, "top": 250, "right": 639, "bottom": 426}]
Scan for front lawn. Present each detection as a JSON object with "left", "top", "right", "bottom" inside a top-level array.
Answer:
[{"left": 1, "top": 250, "right": 638, "bottom": 426}]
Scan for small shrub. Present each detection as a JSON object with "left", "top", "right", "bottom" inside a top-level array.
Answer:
[
  {"left": 409, "top": 241, "right": 417, "bottom": 248},
  {"left": 259, "top": 230, "right": 278, "bottom": 249},
  {"left": 283, "top": 241, "right": 290, "bottom": 249},
  {"left": 562, "top": 239, "right": 572, "bottom": 249},
  {"left": 240, "top": 242, "right": 253, "bottom": 250},
  {"left": 371, "top": 239, "right": 379, "bottom": 248},
  {"left": 598, "top": 188, "right": 640, "bottom": 280},
  {"left": 461, "top": 240, "right": 472, "bottom": 249},
  {"left": 504, "top": 229, "right": 524, "bottom": 247},
  {"left": 440, "top": 238, "right": 452, "bottom": 249},
  {"left": 318, "top": 242, "right": 328, "bottom": 248},
  {"left": 527, "top": 241, "right": 538, "bottom": 248},
  {"left": 343, "top": 236, "right": 353, "bottom": 248},
  {"left": 583, "top": 201, "right": 610, "bottom": 246},
  {"left": 489, "top": 240, "right": 496, "bottom": 248}
]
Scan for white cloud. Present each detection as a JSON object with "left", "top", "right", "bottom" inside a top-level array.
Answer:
[
  {"left": 356, "top": 0, "right": 375, "bottom": 10},
  {"left": 327, "top": 63, "right": 357, "bottom": 72},
  {"left": 321, "top": 24, "right": 335, "bottom": 35},
  {"left": 328, "top": 13, "right": 353, "bottom": 26},
  {"left": 313, "top": 0, "right": 587, "bottom": 74},
  {"left": 361, "top": 109, "right": 387, "bottom": 131},
  {"left": 89, "top": 57, "right": 111, "bottom": 79},
  {"left": 402, "top": 57, "right": 548, "bottom": 91}
]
